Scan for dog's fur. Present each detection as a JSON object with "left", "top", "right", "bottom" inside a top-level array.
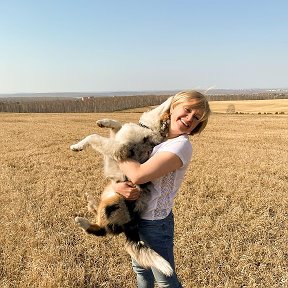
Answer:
[{"left": 71, "top": 97, "right": 173, "bottom": 276}]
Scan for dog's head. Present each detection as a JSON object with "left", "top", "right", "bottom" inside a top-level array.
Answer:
[{"left": 139, "top": 96, "right": 173, "bottom": 136}]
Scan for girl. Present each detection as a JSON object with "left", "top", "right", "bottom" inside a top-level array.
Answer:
[{"left": 114, "top": 90, "right": 211, "bottom": 287}]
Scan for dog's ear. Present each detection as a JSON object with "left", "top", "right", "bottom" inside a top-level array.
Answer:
[
  {"left": 141, "top": 97, "right": 173, "bottom": 120},
  {"left": 151, "top": 96, "right": 173, "bottom": 117},
  {"left": 139, "top": 97, "right": 173, "bottom": 131}
]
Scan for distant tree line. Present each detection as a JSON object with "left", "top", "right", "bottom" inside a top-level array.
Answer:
[
  {"left": 207, "top": 92, "right": 288, "bottom": 101},
  {"left": 0, "top": 95, "right": 172, "bottom": 113},
  {"left": 0, "top": 92, "right": 287, "bottom": 113}
]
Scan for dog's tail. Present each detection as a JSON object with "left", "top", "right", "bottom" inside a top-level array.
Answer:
[{"left": 125, "top": 240, "right": 173, "bottom": 276}]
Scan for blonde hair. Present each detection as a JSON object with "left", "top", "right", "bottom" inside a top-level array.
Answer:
[{"left": 163, "top": 90, "right": 211, "bottom": 135}]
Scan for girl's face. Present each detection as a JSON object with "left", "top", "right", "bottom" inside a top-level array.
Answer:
[{"left": 168, "top": 100, "right": 204, "bottom": 138}]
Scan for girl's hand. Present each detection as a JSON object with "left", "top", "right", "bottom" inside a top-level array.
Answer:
[{"left": 113, "top": 181, "right": 141, "bottom": 201}]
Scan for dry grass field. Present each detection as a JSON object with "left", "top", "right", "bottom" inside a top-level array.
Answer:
[
  {"left": 1, "top": 101, "right": 287, "bottom": 287},
  {"left": 209, "top": 99, "right": 288, "bottom": 114}
]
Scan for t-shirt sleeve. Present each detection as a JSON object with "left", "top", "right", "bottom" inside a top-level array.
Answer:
[{"left": 159, "top": 137, "right": 192, "bottom": 167}]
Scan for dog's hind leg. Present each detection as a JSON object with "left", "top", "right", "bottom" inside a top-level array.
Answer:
[
  {"left": 75, "top": 217, "right": 106, "bottom": 236},
  {"left": 86, "top": 193, "right": 97, "bottom": 214}
]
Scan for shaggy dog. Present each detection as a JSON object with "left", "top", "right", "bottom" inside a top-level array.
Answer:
[{"left": 71, "top": 97, "right": 173, "bottom": 276}]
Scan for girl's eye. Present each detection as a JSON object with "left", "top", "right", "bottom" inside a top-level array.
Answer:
[{"left": 184, "top": 107, "right": 191, "bottom": 113}]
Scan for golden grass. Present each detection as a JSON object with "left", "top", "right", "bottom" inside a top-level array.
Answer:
[
  {"left": 1, "top": 111, "right": 287, "bottom": 287},
  {"left": 209, "top": 99, "right": 288, "bottom": 114}
]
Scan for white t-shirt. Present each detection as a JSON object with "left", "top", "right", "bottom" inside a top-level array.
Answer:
[{"left": 141, "top": 134, "right": 193, "bottom": 220}]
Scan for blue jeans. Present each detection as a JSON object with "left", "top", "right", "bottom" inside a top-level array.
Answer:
[{"left": 131, "top": 212, "right": 182, "bottom": 288}]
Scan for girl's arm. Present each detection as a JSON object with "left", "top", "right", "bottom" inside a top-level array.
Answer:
[{"left": 118, "top": 151, "right": 183, "bottom": 185}]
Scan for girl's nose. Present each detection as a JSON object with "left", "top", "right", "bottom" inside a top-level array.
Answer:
[{"left": 186, "top": 111, "right": 195, "bottom": 121}]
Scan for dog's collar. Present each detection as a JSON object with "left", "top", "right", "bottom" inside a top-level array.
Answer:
[{"left": 139, "top": 122, "right": 151, "bottom": 130}]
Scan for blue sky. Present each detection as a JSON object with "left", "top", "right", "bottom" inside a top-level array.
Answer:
[{"left": 0, "top": 0, "right": 287, "bottom": 93}]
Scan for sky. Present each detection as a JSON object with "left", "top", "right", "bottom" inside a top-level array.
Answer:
[{"left": 0, "top": 0, "right": 287, "bottom": 94}]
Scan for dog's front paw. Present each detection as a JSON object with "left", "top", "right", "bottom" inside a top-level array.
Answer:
[
  {"left": 97, "top": 119, "right": 108, "bottom": 128},
  {"left": 70, "top": 143, "right": 83, "bottom": 151},
  {"left": 75, "top": 217, "right": 90, "bottom": 230},
  {"left": 97, "top": 119, "right": 122, "bottom": 129}
]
